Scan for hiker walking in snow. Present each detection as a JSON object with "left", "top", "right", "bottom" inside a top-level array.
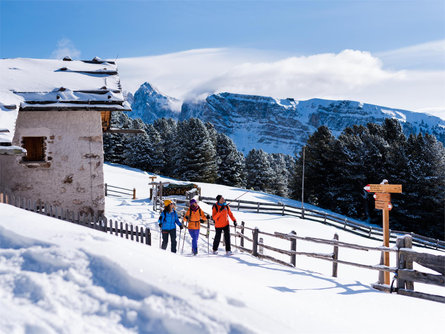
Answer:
[
  {"left": 158, "top": 200, "right": 183, "bottom": 253},
  {"left": 184, "top": 198, "right": 207, "bottom": 255},
  {"left": 212, "top": 195, "right": 237, "bottom": 255}
]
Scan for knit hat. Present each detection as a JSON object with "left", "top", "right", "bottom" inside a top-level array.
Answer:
[
  {"left": 190, "top": 199, "right": 197, "bottom": 206},
  {"left": 216, "top": 195, "right": 222, "bottom": 202},
  {"left": 164, "top": 199, "right": 172, "bottom": 206}
]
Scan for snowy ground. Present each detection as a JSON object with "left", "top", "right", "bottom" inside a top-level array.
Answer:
[{"left": 0, "top": 163, "right": 444, "bottom": 333}]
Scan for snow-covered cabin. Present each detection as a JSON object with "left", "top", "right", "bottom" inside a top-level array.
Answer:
[{"left": 0, "top": 57, "right": 131, "bottom": 216}]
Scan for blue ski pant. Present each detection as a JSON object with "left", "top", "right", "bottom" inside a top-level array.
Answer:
[{"left": 188, "top": 229, "right": 200, "bottom": 253}]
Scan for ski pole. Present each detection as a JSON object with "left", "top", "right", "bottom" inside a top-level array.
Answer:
[
  {"left": 181, "top": 221, "right": 188, "bottom": 254},
  {"left": 207, "top": 218, "right": 210, "bottom": 255},
  {"left": 227, "top": 189, "right": 251, "bottom": 205}
]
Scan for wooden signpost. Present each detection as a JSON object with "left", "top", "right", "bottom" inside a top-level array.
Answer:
[{"left": 364, "top": 181, "right": 402, "bottom": 285}]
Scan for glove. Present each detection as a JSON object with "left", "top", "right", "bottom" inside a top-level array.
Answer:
[
  {"left": 185, "top": 216, "right": 190, "bottom": 220},
  {"left": 180, "top": 225, "right": 184, "bottom": 230},
  {"left": 200, "top": 219, "right": 205, "bottom": 224},
  {"left": 158, "top": 223, "right": 162, "bottom": 229},
  {"left": 233, "top": 221, "right": 237, "bottom": 227}
]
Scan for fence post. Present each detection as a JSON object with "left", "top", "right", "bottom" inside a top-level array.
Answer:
[
  {"left": 125, "top": 223, "right": 129, "bottom": 239},
  {"left": 252, "top": 228, "right": 259, "bottom": 256},
  {"left": 378, "top": 251, "right": 384, "bottom": 284},
  {"left": 282, "top": 204, "right": 285, "bottom": 216},
  {"left": 135, "top": 226, "right": 139, "bottom": 242},
  {"left": 396, "top": 236, "right": 405, "bottom": 291},
  {"left": 238, "top": 200, "right": 240, "bottom": 211},
  {"left": 145, "top": 228, "right": 151, "bottom": 245},
  {"left": 290, "top": 230, "right": 297, "bottom": 267},
  {"left": 301, "top": 207, "right": 305, "bottom": 219},
  {"left": 105, "top": 183, "right": 107, "bottom": 196},
  {"left": 240, "top": 221, "right": 245, "bottom": 248},
  {"left": 404, "top": 235, "right": 414, "bottom": 290},
  {"left": 120, "top": 222, "right": 123, "bottom": 237},
  {"left": 133, "top": 188, "right": 136, "bottom": 200},
  {"left": 332, "top": 233, "right": 339, "bottom": 277},
  {"left": 257, "top": 203, "right": 260, "bottom": 213},
  {"left": 259, "top": 237, "right": 264, "bottom": 255},
  {"left": 103, "top": 217, "right": 108, "bottom": 233}
]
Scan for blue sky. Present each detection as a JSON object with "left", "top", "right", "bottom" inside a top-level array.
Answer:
[
  {"left": 1, "top": 0, "right": 444, "bottom": 59},
  {"left": 1, "top": 0, "right": 444, "bottom": 117}
]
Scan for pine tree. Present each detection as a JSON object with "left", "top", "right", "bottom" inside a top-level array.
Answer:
[
  {"left": 153, "top": 118, "right": 177, "bottom": 176},
  {"left": 246, "top": 149, "right": 274, "bottom": 192},
  {"left": 215, "top": 132, "right": 246, "bottom": 187},
  {"left": 174, "top": 118, "right": 218, "bottom": 183}
]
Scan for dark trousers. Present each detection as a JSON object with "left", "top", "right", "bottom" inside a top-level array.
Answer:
[
  {"left": 213, "top": 224, "right": 231, "bottom": 252},
  {"left": 162, "top": 229, "right": 177, "bottom": 253}
]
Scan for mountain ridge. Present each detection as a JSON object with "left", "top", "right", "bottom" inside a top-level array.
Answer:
[{"left": 127, "top": 82, "right": 445, "bottom": 154}]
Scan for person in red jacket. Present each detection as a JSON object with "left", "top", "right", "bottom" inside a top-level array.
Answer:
[{"left": 212, "top": 194, "right": 237, "bottom": 255}]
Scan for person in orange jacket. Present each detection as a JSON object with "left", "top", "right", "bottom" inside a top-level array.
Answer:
[
  {"left": 212, "top": 194, "right": 237, "bottom": 255},
  {"left": 184, "top": 199, "right": 207, "bottom": 255}
]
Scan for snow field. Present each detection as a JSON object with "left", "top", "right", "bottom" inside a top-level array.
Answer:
[{"left": 1, "top": 162, "right": 444, "bottom": 333}]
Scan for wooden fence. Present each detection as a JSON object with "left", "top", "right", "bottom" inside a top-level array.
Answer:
[
  {"left": 0, "top": 189, "right": 151, "bottom": 246},
  {"left": 105, "top": 183, "right": 136, "bottom": 199},
  {"left": 200, "top": 196, "right": 445, "bottom": 252},
  {"left": 188, "top": 216, "right": 445, "bottom": 303},
  {"left": 2, "top": 189, "right": 443, "bottom": 303}
]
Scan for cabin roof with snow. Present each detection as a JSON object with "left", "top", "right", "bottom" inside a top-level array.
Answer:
[{"left": 0, "top": 57, "right": 131, "bottom": 144}]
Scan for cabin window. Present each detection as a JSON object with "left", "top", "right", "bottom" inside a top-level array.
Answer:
[
  {"left": 101, "top": 111, "right": 111, "bottom": 131},
  {"left": 22, "top": 137, "right": 46, "bottom": 162}
]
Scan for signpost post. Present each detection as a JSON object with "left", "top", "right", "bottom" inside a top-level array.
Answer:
[{"left": 364, "top": 181, "right": 402, "bottom": 285}]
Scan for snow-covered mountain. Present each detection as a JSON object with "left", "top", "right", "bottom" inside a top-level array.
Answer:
[
  {"left": 129, "top": 82, "right": 445, "bottom": 155},
  {"left": 127, "top": 82, "right": 182, "bottom": 123}
]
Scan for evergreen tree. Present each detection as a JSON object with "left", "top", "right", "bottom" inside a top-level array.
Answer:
[
  {"left": 153, "top": 118, "right": 177, "bottom": 176},
  {"left": 215, "top": 132, "right": 246, "bottom": 187},
  {"left": 269, "top": 153, "right": 292, "bottom": 197},
  {"left": 246, "top": 149, "right": 274, "bottom": 192},
  {"left": 174, "top": 118, "right": 218, "bottom": 183}
]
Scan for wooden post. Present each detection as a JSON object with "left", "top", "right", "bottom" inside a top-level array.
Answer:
[
  {"left": 120, "top": 222, "right": 123, "bottom": 237},
  {"left": 238, "top": 200, "right": 240, "bottom": 211},
  {"left": 382, "top": 209, "right": 390, "bottom": 284},
  {"left": 396, "top": 236, "right": 405, "bottom": 290},
  {"left": 290, "top": 230, "right": 297, "bottom": 267},
  {"left": 103, "top": 217, "right": 108, "bottom": 233},
  {"left": 105, "top": 183, "right": 107, "bottom": 196},
  {"left": 404, "top": 235, "right": 414, "bottom": 290},
  {"left": 257, "top": 202, "right": 260, "bottom": 213},
  {"left": 332, "top": 233, "right": 339, "bottom": 277},
  {"left": 252, "top": 228, "right": 259, "bottom": 256},
  {"left": 145, "top": 228, "right": 151, "bottom": 245},
  {"left": 135, "top": 226, "right": 139, "bottom": 242},
  {"left": 259, "top": 237, "right": 264, "bottom": 255},
  {"left": 132, "top": 188, "right": 136, "bottom": 200},
  {"left": 240, "top": 221, "right": 245, "bottom": 248},
  {"left": 282, "top": 204, "right": 285, "bottom": 216},
  {"left": 125, "top": 223, "right": 129, "bottom": 239}
]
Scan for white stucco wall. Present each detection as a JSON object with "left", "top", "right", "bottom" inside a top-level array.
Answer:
[{"left": 0, "top": 110, "right": 105, "bottom": 215}]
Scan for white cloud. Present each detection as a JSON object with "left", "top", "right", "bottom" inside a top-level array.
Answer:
[
  {"left": 117, "top": 45, "right": 445, "bottom": 120},
  {"left": 51, "top": 38, "right": 81, "bottom": 60},
  {"left": 377, "top": 39, "right": 445, "bottom": 70}
]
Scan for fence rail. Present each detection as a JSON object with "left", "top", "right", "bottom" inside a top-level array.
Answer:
[
  {"left": 199, "top": 196, "right": 445, "bottom": 251},
  {"left": 105, "top": 183, "right": 136, "bottom": 199},
  {"left": 2, "top": 188, "right": 443, "bottom": 304},
  {"left": 0, "top": 189, "right": 150, "bottom": 246}
]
